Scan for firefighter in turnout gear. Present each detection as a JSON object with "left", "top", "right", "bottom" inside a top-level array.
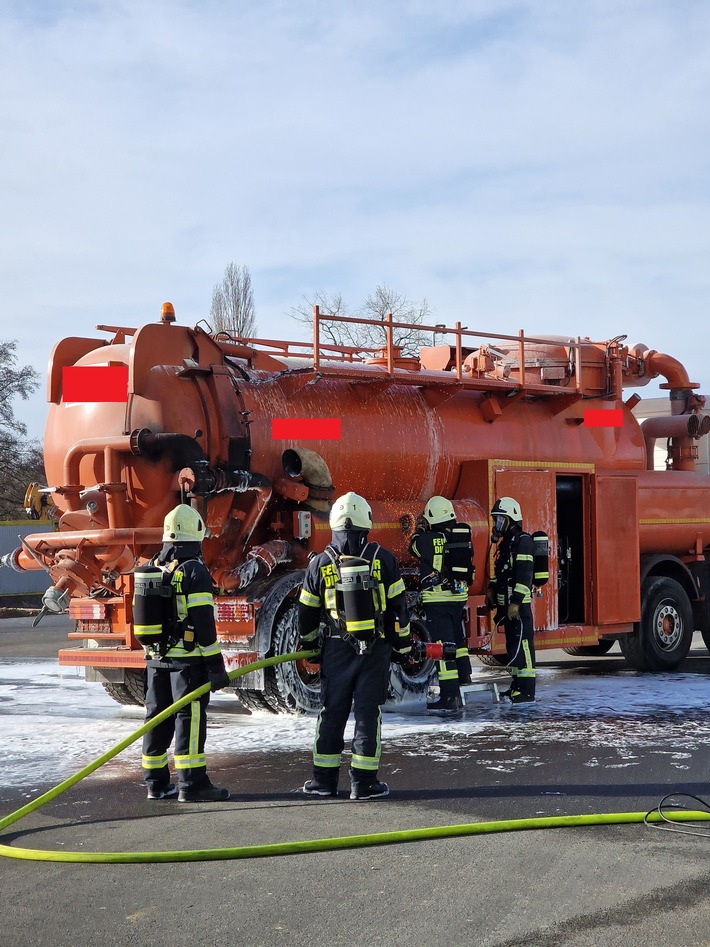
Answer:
[
  {"left": 409, "top": 496, "right": 474, "bottom": 714},
  {"left": 487, "top": 497, "right": 536, "bottom": 703},
  {"left": 136, "top": 504, "right": 231, "bottom": 802},
  {"left": 298, "top": 492, "right": 412, "bottom": 800}
]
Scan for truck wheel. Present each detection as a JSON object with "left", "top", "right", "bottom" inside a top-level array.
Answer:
[
  {"left": 563, "top": 641, "right": 615, "bottom": 657},
  {"left": 261, "top": 572, "right": 322, "bottom": 715},
  {"left": 237, "top": 690, "right": 279, "bottom": 713},
  {"left": 387, "top": 618, "right": 436, "bottom": 703},
  {"left": 477, "top": 653, "right": 507, "bottom": 668},
  {"left": 101, "top": 668, "right": 145, "bottom": 706},
  {"left": 619, "top": 576, "right": 693, "bottom": 671}
]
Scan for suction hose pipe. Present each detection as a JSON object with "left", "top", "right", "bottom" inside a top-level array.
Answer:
[{"left": 1, "top": 651, "right": 709, "bottom": 864}]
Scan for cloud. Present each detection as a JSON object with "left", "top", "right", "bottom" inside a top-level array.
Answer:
[{"left": 1, "top": 0, "right": 709, "bottom": 437}]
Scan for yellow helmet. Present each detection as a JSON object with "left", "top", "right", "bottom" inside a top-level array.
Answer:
[
  {"left": 329, "top": 492, "right": 372, "bottom": 530},
  {"left": 162, "top": 504, "right": 205, "bottom": 543},
  {"left": 424, "top": 495, "right": 456, "bottom": 526}
]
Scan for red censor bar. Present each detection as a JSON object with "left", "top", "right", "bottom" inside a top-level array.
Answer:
[
  {"left": 584, "top": 409, "right": 623, "bottom": 428},
  {"left": 271, "top": 418, "right": 341, "bottom": 440},
  {"left": 63, "top": 365, "right": 129, "bottom": 403}
]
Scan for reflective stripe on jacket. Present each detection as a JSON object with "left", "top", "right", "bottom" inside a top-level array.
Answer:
[
  {"left": 298, "top": 541, "right": 409, "bottom": 640},
  {"left": 160, "top": 558, "right": 223, "bottom": 663},
  {"left": 409, "top": 529, "right": 469, "bottom": 603}
]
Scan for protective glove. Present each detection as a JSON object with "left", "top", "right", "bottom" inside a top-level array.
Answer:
[
  {"left": 391, "top": 646, "right": 412, "bottom": 666},
  {"left": 397, "top": 635, "right": 413, "bottom": 653},
  {"left": 486, "top": 587, "right": 497, "bottom": 608},
  {"left": 414, "top": 514, "right": 429, "bottom": 533},
  {"left": 507, "top": 602, "right": 520, "bottom": 621},
  {"left": 208, "top": 667, "right": 231, "bottom": 692}
]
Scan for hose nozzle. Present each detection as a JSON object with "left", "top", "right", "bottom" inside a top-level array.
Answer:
[{"left": 412, "top": 640, "right": 457, "bottom": 662}]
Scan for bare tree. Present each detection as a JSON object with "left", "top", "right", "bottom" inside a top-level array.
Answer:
[
  {"left": 210, "top": 262, "right": 257, "bottom": 338},
  {"left": 289, "top": 283, "right": 432, "bottom": 356},
  {"left": 0, "top": 436, "right": 46, "bottom": 520},
  {"left": 0, "top": 341, "right": 45, "bottom": 519},
  {"left": 289, "top": 291, "right": 359, "bottom": 348}
]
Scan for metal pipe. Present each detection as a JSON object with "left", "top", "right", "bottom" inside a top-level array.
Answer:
[
  {"left": 22, "top": 527, "right": 162, "bottom": 554},
  {"left": 640, "top": 415, "right": 707, "bottom": 470},
  {"left": 60, "top": 436, "right": 134, "bottom": 523},
  {"left": 643, "top": 350, "right": 700, "bottom": 394}
]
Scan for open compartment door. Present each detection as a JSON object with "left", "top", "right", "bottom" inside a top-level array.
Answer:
[
  {"left": 592, "top": 475, "right": 639, "bottom": 624},
  {"left": 493, "top": 468, "right": 557, "bottom": 632}
]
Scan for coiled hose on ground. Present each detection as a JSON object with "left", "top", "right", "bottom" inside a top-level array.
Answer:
[{"left": 1, "top": 651, "right": 709, "bottom": 863}]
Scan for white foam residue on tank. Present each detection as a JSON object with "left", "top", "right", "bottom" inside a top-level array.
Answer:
[{"left": 410, "top": 386, "right": 443, "bottom": 498}]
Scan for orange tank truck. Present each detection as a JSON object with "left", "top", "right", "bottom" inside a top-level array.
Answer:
[{"left": 3, "top": 304, "right": 710, "bottom": 711}]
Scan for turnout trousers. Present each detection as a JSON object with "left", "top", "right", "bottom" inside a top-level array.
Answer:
[
  {"left": 503, "top": 603, "right": 536, "bottom": 699},
  {"left": 424, "top": 601, "right": 470, "bottom": 697},
  {"left": 142, "top": 660, "right": 211, "bottom": 792},
  {"left": 312, "top": 635, "right": 391, "bottom": 790}
]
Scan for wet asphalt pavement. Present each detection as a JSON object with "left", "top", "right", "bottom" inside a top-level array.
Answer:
[{"left": 3, "top": 616, "right": 710, "bottom": 947}]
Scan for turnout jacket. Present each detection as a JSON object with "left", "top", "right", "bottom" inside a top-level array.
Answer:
[
  {"left": 408, "top": 527, "right": 469, "bottom": 603},
  {"left": 298, "top": 537, "right": 410, "bottom": 647},
  {"left": 488, "top": 525, "right": 534, "bottom": 610},
  {"left": 149, "top": 549, "right": 226, "bottom": 675}
]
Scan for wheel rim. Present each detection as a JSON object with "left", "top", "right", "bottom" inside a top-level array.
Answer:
[
  {"left": 294, "top": 654, "right": 321, "bottom": 690},
  {"left": 653, "top": 600, "right": 682, "bottom": 651}
]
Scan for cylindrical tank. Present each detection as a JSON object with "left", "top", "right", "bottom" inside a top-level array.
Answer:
[{"left": 24, "top": 319, "right": 710, "bottom": 605}]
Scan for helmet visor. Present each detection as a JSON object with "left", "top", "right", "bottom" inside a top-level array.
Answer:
[{"left": 491, "top": 514, "right": 508, "bottom": 539}]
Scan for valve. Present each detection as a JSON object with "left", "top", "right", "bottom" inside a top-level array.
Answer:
[{"left": 32, "top": 585, "right": 71, "bottom": 628}]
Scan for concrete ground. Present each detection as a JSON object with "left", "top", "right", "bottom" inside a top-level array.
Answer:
[{"left": 3, "top": 616, "right": 710, "bottom": 947}]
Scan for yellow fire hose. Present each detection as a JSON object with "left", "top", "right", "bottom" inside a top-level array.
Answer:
[{"left": 1, "top": 650, "right": 709, "bottom": 863}]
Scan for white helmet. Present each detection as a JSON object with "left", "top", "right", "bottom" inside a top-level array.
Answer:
[
  {"left": 329, "top": 492, "right": 372, "bottom": 531},
  {"left": 491, "top": 497, "right": 522, "bottom": 523},
  {"left": 424, "top": 495, "right": 456, "bottom": 526},
  {"left": 162, "top": 504, "right": 205, "bottom": 543}
]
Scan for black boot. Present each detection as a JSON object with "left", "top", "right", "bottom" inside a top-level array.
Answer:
[
  {"left": 510, "top": 677, "right": 535, "bottom": 703},
  {"left": 302, "top": 777, "right": 338, "bottom": 797},
  {"left": 510, "top": 691, "right": 535, "bottom": 703},
  {"left": 350, "top": 780, "right": 389, "bottom": 801},
  {"left": 427, "top": 691, "right": 463, "bottom": 714},
  {"left": 178, "top": 780, "right": 230, "bottom": 802}
]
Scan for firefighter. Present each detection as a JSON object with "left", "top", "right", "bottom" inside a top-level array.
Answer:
[
  {"left": 487, "top": 496, "right": 536, "bottom": 703},
  {"left": 297, "top": 492, "right": 412, "bottom": 800},
  {"left": 138, "top": 504, "right": 231, "bottom": 802},
  {"left": 409, "top": 496, "right": 474, "bottom": 714}
]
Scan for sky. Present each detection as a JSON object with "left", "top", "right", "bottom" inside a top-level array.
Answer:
[{"left": 2, "top": 0, "right": 710, "bottom": 440}]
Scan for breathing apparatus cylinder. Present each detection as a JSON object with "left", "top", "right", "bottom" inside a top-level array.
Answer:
[
  {"left": 132, "top": 564, "right": 173, "bottom": 654},
  {"left": 532, "top": 530, "right": 550, "bottom": 589},
  {"left": 335, "top": 556, "right": 377, "bottom": 638}
]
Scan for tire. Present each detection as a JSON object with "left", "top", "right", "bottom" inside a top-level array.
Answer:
[
  {"left": 101, "top": 668, "right": 146, "bottom": 706},
  {"left": 237, "top": 690, "right": 279, "bottom": 713},
  {"left": 258, "top": 571, "right": 322, "bottom": 715},
  {"left": 618, "top": 576, "right": 694, "bottom": 671},
  {"left": 387, "top": 617, "right": 436, "bottom": 703},
  {"left": 563, "top": 641, "right": 615, "bottom": 657},
  {"left": 477, "top": 652, "right": 507, "bottom": 667}
]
